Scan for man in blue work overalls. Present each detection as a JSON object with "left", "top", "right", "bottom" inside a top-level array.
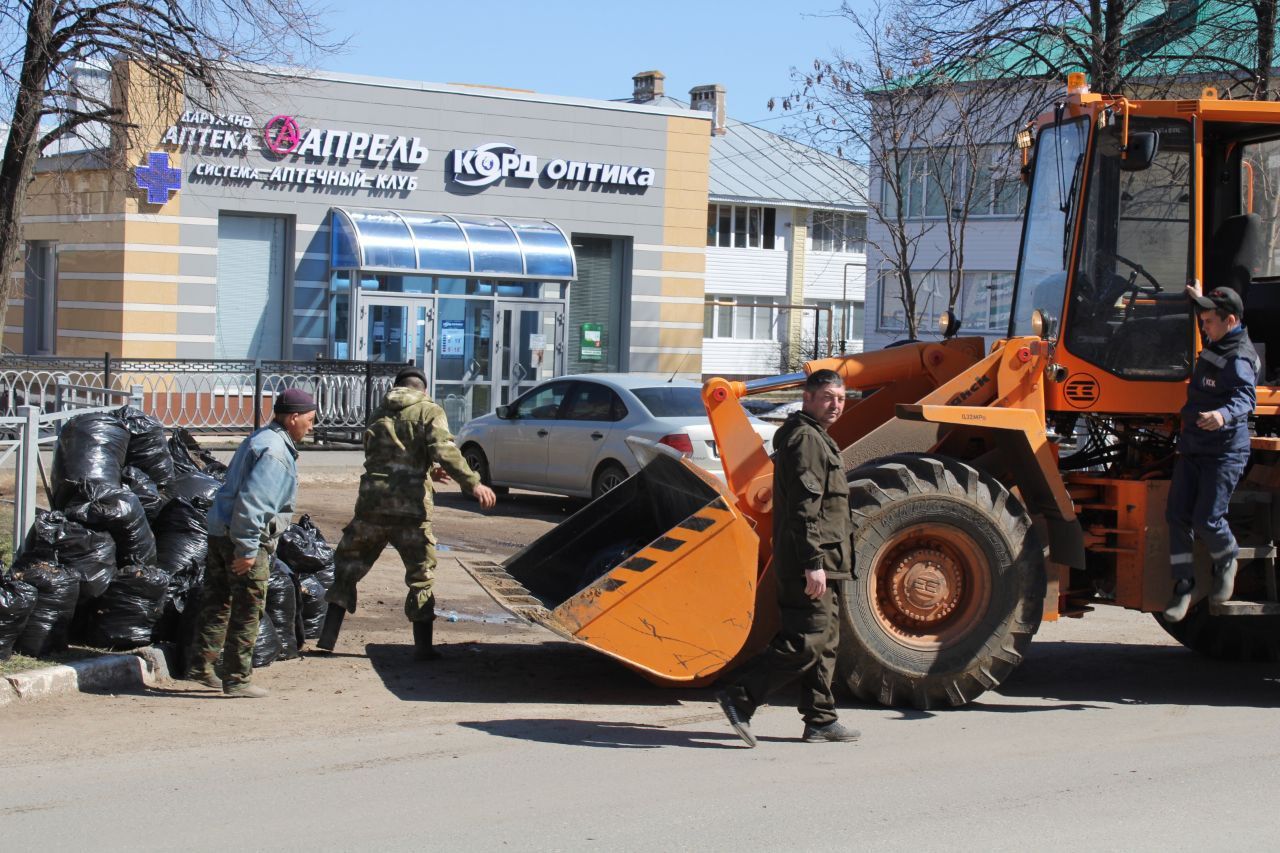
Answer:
[{"left": 1165, "top": 286, "right": 1259, "bottom": 622}]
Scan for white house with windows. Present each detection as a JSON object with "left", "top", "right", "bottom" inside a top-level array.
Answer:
[{"left": 628, "top": 72, "right": 867, "bottom": 378}]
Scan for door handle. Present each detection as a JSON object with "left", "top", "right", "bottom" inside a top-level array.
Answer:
[
  {"left": 590, "top": 432, "right": 604, "bottom": 440},
  {"left": 537, "top": 429, "right": 549, "bottom": 437}
]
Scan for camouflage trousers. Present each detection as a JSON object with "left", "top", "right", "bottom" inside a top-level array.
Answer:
[
  {"left": 188, "top": 536, "right": 270, "bottom": 687},
  {"left": 325, "top": 515, "right": 438, "bottom": 622}
]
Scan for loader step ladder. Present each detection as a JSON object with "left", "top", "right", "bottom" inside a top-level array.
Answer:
[{"left": 1208, "top": 544, "right": 1279, "bottom": 615}]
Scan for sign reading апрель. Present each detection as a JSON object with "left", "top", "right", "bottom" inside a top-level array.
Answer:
[{"left": 450, "top": 142, "right": 656, "bottom": 189}]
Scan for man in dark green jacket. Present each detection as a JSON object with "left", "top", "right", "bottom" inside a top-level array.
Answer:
[
  {"left": 319, "top": 367, "right": 496, "bottom": 659},
  {"left": 716, "top": 369, "right": 860, "bottom": 747}
]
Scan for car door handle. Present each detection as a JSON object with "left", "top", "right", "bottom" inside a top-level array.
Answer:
[
  {"left": 590, "top": 432, "right": 604, "bottom": 440},
  {"left": 537, "top": 429, "right": 549, "bottom": 437}
]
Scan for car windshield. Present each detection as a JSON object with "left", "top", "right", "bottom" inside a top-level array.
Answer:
[{"left": 631, "top": 386, "right": 706, "bottom": 417}]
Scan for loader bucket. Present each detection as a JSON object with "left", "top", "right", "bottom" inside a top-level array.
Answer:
[{"left": 460, "top": 453, "right": 760, "bottom": 684}]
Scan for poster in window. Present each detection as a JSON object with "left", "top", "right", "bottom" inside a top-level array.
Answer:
[
  {"left": 580, "top": 323, "right": 603, "bottom": 361},
  {"left": 441, "top": 319, "right": 465, "bottom": 357}
]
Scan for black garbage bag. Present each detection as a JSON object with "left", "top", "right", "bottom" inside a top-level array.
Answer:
[
  {"left": 267, "top": 560, "right": 299, "bottom": 660},
  {"left": 151, "top": 589, "right": 206, "bottom": 677},
  {"left": 250, "top": 612, "right": 281, "bottom": 668},
  {"left": 297, "top": 573, "right": 329, "bottom": 639},
  {"left": 0, "top": 576, "right": 38, "bottom": 661},
  {"left": 120, "top": 406, "right": 175, "bottom": 488},
  {"left": 86, "top": 565, "right": 168, "bottom": 650},
  {"left": 19, "top": 510, "right": 116, "bottom": 598},
  {"left": 11, "top": 558, "right": 80, "bottom": 657},
  {"left": 122, "top": 466, "right": 166, "bottom": 521},
  {"left": 154, "top": 499, "right": 209, "bottom": 614},
  {"left": 165, "top": 470, "right": 221, "bottom": 506},
  {"left": 278, "top": 515, "right": 336, "bottom": 576},
  {"left": 50, "top": 412, "right": 130, "bottom": 508},
  {"left": 65, "top": 481, "right": 157, "bottom": 568},
  {"left": 168, "top": 428, "right": 228, "bottom": 480}
]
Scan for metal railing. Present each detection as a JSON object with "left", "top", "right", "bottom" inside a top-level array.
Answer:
[
  {"left": 0, "top": 354, "right": 408, "bottom": 442},
  {"left": 1, "top": 383, "right": 143, "bottom": 554}
]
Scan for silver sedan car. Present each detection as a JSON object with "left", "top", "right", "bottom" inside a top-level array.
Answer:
[{"left": 454, "top": 373, "right": 778, "bottom": 499}]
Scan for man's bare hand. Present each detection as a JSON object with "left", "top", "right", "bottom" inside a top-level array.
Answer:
[
  {"left": 472, "top": 484, "right": 497, "bottom": 509},
  {"left": 1185, "top": 282, "right": 1203, "bottom": 299},
  {"left": 231, "top": 556, "right": 255, "bottom": 576},
  {"left": 804, "top": 567, "right": 827, "bottom": 599},
  {"left": 1196, "top": 410, "right": 1225, "bottom": 431},
  {"left": 430, "top": 466, "right": 452, "bottom": 483}
]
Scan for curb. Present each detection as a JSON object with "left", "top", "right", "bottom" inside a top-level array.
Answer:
[{"left": 0, "top": 645, "right": 176, "bottom": 707}]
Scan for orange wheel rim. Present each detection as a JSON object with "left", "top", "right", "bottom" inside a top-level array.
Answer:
[{"left": 869, "top": 522, "right": 992, "bottom": 651}]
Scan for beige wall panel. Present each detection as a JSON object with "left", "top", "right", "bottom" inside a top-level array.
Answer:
[
  {"left": 58, "top": 280, "right": 126, "bottom": 303},
  {"left": 58, "top": 337, "right": 122, "bottom": 357},
  {"left": 119, "top": 221, "right": 182, "bottom": 245},
  {"left": 6, "top": 305, "right": 24, "bottom": 326},
  {"left": 658, "top": 278, "right": 706, "bottom": 299},
  {"left": 5, "top": 332, "right": 24, "bottom": 350},
  {"left": 24, "top": 221, "right": 128, "bottom": 244},
  {"left": 656, "top": 352, "right": 702, "bottom": 374},
  {"left": 59, "top": 307, "right": 125, "bottom": 334},
  {"left": 661, "top": 252, "right": 706, "bottom": 273},
  {"left": 658, "top": 327, "right": 704, "bottom": 348},
  {"left": 121, "top": 340, "right": 177, "bottom": 358},
  {"left": 121, "top": 312, "right": 179, "bottom": 334},
  {"left": 662, "top": 225, "right": 706, "bottom": 248},
  {"left": 664, "top": 149, "right": 712, "bottom": 177},
  {"left": 660, "top": 301, "right": 704, "bottom": 322},
  {"left": 122, "top": 253, "right": 182, "bottom": 276}
]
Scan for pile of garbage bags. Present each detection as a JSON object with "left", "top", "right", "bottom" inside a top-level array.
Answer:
[{"left": 0, "top": 409, "right": 338, "bottom": 671}]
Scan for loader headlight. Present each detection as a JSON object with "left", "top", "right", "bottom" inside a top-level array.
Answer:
[
  {"left": 1030, "top": 309, "right": 1055, "bottom": 339},
  {"left": 939, "top": 309, "right": 960, "bottom": 339}
]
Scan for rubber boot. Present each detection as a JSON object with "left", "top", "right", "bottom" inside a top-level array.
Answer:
[
  {"left": 413, "top": 619, "right": 441, "bottom": 661},
  {"left": 315, "top": 603, "right": 346, "bottom": 652}
]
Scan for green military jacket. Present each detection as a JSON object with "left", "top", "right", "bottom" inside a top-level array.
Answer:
[
  {"left": 771, "top": 410, "right": 852, "bottom": 578},
  {"left": 354, "top": 387, "right": 482, "bottom": 521}
]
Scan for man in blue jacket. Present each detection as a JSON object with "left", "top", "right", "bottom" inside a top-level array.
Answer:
[
  {"left": 187, "top": 389, "right": 317, "bottom": 697},
  {"left": 1165, "top": 286, "right": 1259, "bottom": 622}
]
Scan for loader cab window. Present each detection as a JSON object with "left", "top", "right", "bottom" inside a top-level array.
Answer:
[
  {"left": 1065, "top": 116, "right": 1194, "bottom": 380},
  {"left": 1011, "top": 116, "right": 1090, "bottom": 337}
]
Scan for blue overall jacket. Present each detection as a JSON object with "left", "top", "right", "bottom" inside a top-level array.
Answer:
[{"left": 1178, "top": 325, "right": 1259, "bottom": 456}]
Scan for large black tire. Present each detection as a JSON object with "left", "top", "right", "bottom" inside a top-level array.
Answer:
[
  {"left": 839, "top": 453, "right": 1046, "bottom": 709},
  {"left": 1156, "top": 607, "right": 1280, "bottom": 661}
]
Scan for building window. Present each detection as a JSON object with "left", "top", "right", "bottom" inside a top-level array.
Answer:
[
  {"left": 704, "top": 295, "right": 780, "bottom": 339},
  {"left": 801, "top": 299, "right": 865, "bottom": 356},
  {"left": 960, "top": 271, "right": 1015, "bottom": 332},
  {"left": 885, "top": 146, "right": 1027, "bottom": 219},
  {"left": 216, "top": 214, "right": 287, "bottom": 359},
  {"left": 23, "top": 241, "right": 57, "bottom": 355},
  {"left": 810, "top": 211, "right": 866, "bottom": 253},
  {"left": 707, "top": 205, "right": 777, "bottom": 249},
  {"left": 877, "top": 270, "right": 948, "bottom": 332}
]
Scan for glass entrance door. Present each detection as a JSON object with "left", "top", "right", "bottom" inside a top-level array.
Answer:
[
  {"left": 495, "top": 301, "right": 565, "bottom": 406},
  {"left": 433, "top": 298, "right": 494, "bottom": 432},
  {"left": 356, "top": 296, "right": 436, "bottom": 384}
]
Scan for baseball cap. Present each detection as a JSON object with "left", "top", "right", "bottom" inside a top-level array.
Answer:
[
  {"left": 1190, "top": 286, "right": 1244, "bottom": 317},
  {"left": 273, "top": 388, "right": 317, "bottom": 414}
]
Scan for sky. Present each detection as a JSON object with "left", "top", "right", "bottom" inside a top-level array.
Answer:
[{"left": 317, "top": 0, "right": 862, "bottom": 129}]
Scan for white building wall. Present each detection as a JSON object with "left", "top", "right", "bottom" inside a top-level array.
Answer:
[
  {"left": 702, "top": 339, "right": 782, "bottom": 375},
  {"left": 704, "top": 246, "right": 789, "bottom": 296}
]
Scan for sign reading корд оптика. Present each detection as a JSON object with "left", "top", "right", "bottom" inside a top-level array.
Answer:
[{"left": 449, "top": 142, "right": 656, "bottom": 190}]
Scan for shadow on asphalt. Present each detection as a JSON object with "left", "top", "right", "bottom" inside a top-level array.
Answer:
[
  {"left": 364, "top": 640, "right": 684, "bottom": 707},
  {"left": 994, "top": 639, "right": 1280, "bottom": 709},
  {"left": 458, "top": 718, "right": 741, "bottom": 749}
]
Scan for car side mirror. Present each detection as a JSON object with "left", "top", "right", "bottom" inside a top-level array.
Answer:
[{"left": 495, "top": 405, "right": 511, "bottom": 419}]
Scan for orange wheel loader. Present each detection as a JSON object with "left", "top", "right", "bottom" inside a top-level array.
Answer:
[{"left": 461, "top": 77, "right": 1280, "bottom": 709}]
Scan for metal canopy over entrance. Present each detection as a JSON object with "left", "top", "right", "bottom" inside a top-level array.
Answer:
[
  {"left": 331, "top": 207, "right": 577, "bottom": 280},
  {"left": 328, "top": 207, "right": 573, "bottom": 431}
]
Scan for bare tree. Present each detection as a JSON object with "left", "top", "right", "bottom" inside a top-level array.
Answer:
[{"left": 0, "top": 0, "right": 338, "bottom": 349}]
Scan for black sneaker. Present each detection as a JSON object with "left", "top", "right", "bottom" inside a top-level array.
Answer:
[
  {"left": 715, "top": 690, "right": 756, "bottom": 748},
  {"left": 802, "top": 721, "right": 861, "bottom": 743},
  {"left": 1211, "top": 558, "right": 1239, "bottom": 605},
  {"left": 1164, "top": 578, "right": 1195, "bottom": 622}
]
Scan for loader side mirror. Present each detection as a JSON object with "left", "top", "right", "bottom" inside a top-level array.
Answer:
[
  {"left": 1099, "top": 128, "right": 1159, "bottom": 171},
  {"left": 1120, "top": 131, "right": 1159, "bottom": 171}
]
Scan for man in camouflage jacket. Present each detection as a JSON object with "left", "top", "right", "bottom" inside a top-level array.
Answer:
[
  {"left": 715, "top": 369, "right": 861, "bottom": 747},
  {"left": 319, "top": 367, "right": 496, "bottom": 658}
]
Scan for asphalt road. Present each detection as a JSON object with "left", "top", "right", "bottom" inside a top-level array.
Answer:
[{"left": 3, "top": 465, "right": 1280, "bottom": 850}]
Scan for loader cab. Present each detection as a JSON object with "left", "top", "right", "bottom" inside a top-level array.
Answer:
[{"left": 1011, "top": 110, "right": 1197, "bottom": 402}]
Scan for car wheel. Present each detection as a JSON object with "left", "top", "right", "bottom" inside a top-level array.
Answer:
[
  {"left": 592, "top": 462, "right": 628, "bottom": 500},
  {"left": 462, "top": 444, "right": 508, "bottom": 495}
]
